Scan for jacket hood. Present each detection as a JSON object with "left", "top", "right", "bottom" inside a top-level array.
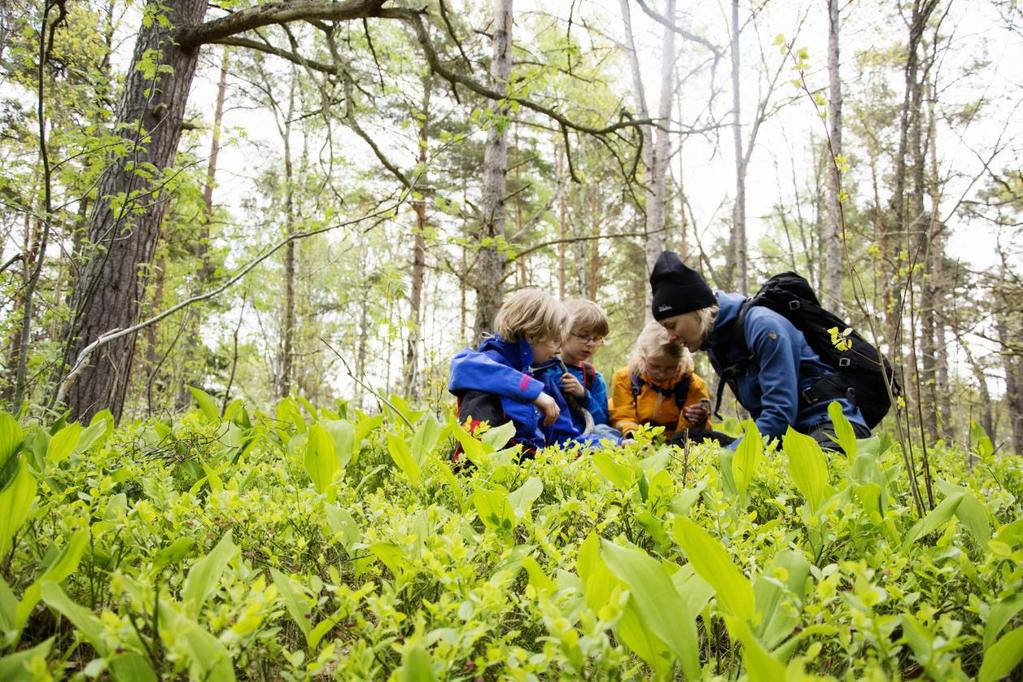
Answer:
[
  {"left": 706, "top": 291, "right": 744, "bottom": 349},
  {"left": 478, "top": 334, "right": 533, "bottom": 372}
]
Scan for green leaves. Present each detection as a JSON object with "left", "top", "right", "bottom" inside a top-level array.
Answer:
[
  {"left": 188, "top": 386, "right": 221, "bottom": 421},
  {"left": 980, "top": 625, "right": 1023, "bottom": 682},
  {"left": 732, "top": 421, "right": 763, "bottom": 503},
  {"left": 0, "top": 413, "right": 23, "bottom": 472},
  {"left": 672, "top": 517, "right": 756, "bottom": 623},
  {"left": 386, "top": 432, "right": 421, "bottom": 486},
  {"left": 827, "top": 400, "right": 858, "bottom": 457},
  {"left": 305, "top": 423, "right": 341, "bottom": 494},
  {"left": 600, "top": 540, "right": 701, "bottom": 680},
  {"left": 783, "top": 427, "right": 831, "bottom": 512},
  {"left": 182, "top": 532, "right": 236, "bottom": 613},
  {"left": 0, "top": 456, "right": 36, "bottom": 558}
]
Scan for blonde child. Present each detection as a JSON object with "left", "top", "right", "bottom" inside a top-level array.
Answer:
[{"left": 610, "top": 320, "right": 734, "bottom": 446}]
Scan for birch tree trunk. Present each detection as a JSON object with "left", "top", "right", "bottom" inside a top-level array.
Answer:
[
  {"left": 277, "top": 75, "right": 297, "bottom": 399},
  {"left": 824, "top": 0, "right": 843, "bottom": 312},
  {"left": 472, "top": 0, "right": 513, "bottom": 340},
  {"left": 927, "top": 81, "right": 953, "bottom": 440},
  {"left": 997, "top": 306, "right": 1023, "bottom": 454}
]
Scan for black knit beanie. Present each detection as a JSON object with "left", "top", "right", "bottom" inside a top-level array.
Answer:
[{"left": 649, "top": 251, "right": 716, "bottom": 320}]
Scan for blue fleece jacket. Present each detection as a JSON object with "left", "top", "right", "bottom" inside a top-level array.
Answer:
[
  {"left": 448, "top": 336, "right": 608, "bottom": 450},
  {"left": 707, "top": 292, "right": 869, "bottom": 445}
]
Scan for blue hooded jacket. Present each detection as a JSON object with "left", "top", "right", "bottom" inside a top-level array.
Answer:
[
  {"left": 449, "top": 336, "right": 607, "bottom": 450},
  {"left": 707, "top": 292, "right": 869, "bottom": 443}
]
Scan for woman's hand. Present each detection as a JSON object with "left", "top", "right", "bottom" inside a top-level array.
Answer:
[
  {"left": 560, "top": 372, "right": 585, "bottom": 398},
  {"left": 533, "top": 392, "right": 561, "bottom": 426}
]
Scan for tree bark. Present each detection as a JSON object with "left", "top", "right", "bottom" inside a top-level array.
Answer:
[
  {"left": 997, "top": 305, "right": 1023, "bottom": 454},
  {"left": 278, "top": 75, "right": 297, "bottom": 399},
  {"left": 403, "top": 78, "right": 431, "bottom": 399},
  {"left": 472, "top": 0, "right": 513, "bottom": 340},
  {"left": 727, "top": 0, "right": 748, "bottom": 293},
  {"left": 59, "top": 0, "right": 209, "bottom": 423},
  {"left": 824, "top": 0, "right": 843, "bottom": 312}
]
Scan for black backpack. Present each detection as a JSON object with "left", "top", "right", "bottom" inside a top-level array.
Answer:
[
  {"left": 630, "top": 372, "right": 691, "bottom": 409},
  {"left": 722, "top": 272, "right": 901, "bottom": 428}
]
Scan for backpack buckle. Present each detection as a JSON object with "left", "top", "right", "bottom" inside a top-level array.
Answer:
[
  {"left": 788, "top": 300, "right": 801, "bottom": 310},
  {"left": 839, "top": 357, "right": 851, "bottom": 368}
]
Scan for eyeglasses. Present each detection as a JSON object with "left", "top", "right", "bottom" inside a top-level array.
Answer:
[{"left": 571, "top": 333, "right": 605, "bottom": 346}]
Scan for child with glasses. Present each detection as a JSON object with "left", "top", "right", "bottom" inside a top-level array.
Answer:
[
  {"left": 610, "top": 320, "right": 735, "bottom": 446},
  {"left": 534, "top": 298, "right": 620, "bottom": 441}
]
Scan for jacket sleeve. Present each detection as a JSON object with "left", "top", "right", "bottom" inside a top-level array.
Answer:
[
  {"left": 449, "top": 348, "right": 544, "bottom": 402},
  {"left": 676, "top": 372, "right": 713, "bottom": 432},
  {"left": 609, "top": 370, "right": 641, "bottom": 435},
  {"left": 583, "top": 372, "right": 611, "bottom": 426},
  {"left": 745, "top": 310, "right": 801, "bottom": 439}
]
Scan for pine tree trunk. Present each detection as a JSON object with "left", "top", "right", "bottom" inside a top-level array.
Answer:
[
  {"left": 824, "top": 0, "right": 843, "bottom": 312},
  {"left": 472, "top": 0, "right": 512, "bottom": 340},
  {"left": 58, "top": 0, "right": 208, "bottom": 423}
]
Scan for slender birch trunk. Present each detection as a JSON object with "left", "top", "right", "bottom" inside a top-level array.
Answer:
[{"left": 824, "top": 0, "right": 843, "bottom": 312}]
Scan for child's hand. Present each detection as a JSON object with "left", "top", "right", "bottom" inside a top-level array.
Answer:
[
  {"left": 560, "top": 372, "right": 585, "bottom": 398},
  {"left": 533, "top": 393, "right": 560, "bottom": 426},
  {"left": 683, "top": 402, "right": 710, "bottom": 425}
]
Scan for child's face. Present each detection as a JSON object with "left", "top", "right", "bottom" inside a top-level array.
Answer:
[
  {"left": 561, "top": 328, "right": 604, "bottom": 365},
  {"left": 528, "top": 335, "right": 560, "bottom": 364},
  {"left": 644, "top": 351, "right": 680, "bottom": 382},
  {"left": 659, "top": 312, "right": 703, "bottom": 352}
]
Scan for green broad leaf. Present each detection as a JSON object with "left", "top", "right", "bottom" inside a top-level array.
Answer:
[
  {"left": 158, "top": 603, "right": 235, "bottom": 682},
  {"left": 480, "top": 420, "right": 516, "bottom": 450},
  {"left": 472, "top": 486, "right": 514, "bottom": 532},
  {"left": 979, "top": 625, "right": 1023, "bottom": 682},
  {"left": 431, "top": 456, "right": 467, "bottom": 512},
  {"left": 188, "top": 386, "right": 221, "bottom": 421},
  {"left": 108, "top": 652, "right": 158, "bottom": 682},
  {"left": 76, "top": 411, "right": 113, "bottom": 454},
  {"left": 182, "top": 531, "right": 236, "bottom": 613},
  {"left": 399, "top": 643, "right": 437, "bottom": 681},
  {"left": 577, "top": 532, "right": 620, "bottom": 612},
  {"left": 270, "top": 568, "right": 312, "bottom": 640},
  {"left": 154, "top": 537, "right": 195, "bottom": 570},
  {"left": 732, "top": 421, "right": 763, "bottom": 501},
  {"left": 592, "top": 451, "right": 635, "bottom": 491},
  {"left": 670, "top": 564, "right": 715, "bottom": 617},
  {"left": 726, "top": 616, "right": 785, "bottom": 682},
  {"left": 452, "top": 423, "right": 487, "bottom": 467},
  {"left": 783, "top": 427, "right": 830, "bottom": 512},
  {"left": 369, "top": 542, "right": 405, "bottom": 578},
  {"left": 323, "top": 420, "right": 356, "bottom": 470},
  {"left": 985, "top": 593, "right": 1023, "bottom": 649},
  {"left": 0, "top": 456, "right": 36, "bottom": 558},
  {"left": 754, "top": 550, "right": 810, "bottom": 649},
  {"left": 324, "top": 506, "right": 360, "bottom": 551},
  {"left": 615, "top": 599, "right": 674, "bottom": 678},
  {"left": 508, "top": 476, "right": 543, "bottom": 520},
  {"left": 672, "top": 517, "right": 756, "bottom": 622},
  {"left": 600, "top": 540, "right": 701, "bottom": 680},
  {"left": 521, "top": 555, "right": 555, "bottom": 596},
  {"left": 276, "top": 397, "right": 307, "bottom": 433},
  {"left": 411, "top": 414, "right": 447, "bottom": 461},
  {"left": 0, "top": 575, "right": 16, "bottom": 633},
  {"left": 902, "top": 493, "right": 965, "bottom": 551},
  {"left": 827, "top": 400, "right": 857, "bottom": 457},
  {"left": 308, "top": 612, "right": 344, "bottom": 651},
  {"left": 305, "top": 423, "right": 340, "bottom": 494},
  {"left": 0, "top": 637, "right": 53, "bottom": 682},
  {"left": 386, "top": 433, "right": 421, "bottom": 486},
  {"left": 16, "top": 529, "right": 89, "bottom": 628},
  {"left": 295, "top": 394, "right": 319, "bottom": 420},
  {"left": 900, "top": 614, "right": 934, "bottom": 671},
  {"left": 0, "top": 413, "right": 23, "bottom": 470},
  {"left": 970, "top": 420, "right": 995, "bottom": 458},
  {"left": 718, "top": 444, "right": 738, "bottom": 497},
  {"left": 954, "top": 493, "right": 992, "bottom": 547},
  {"left": 46, "top": 423, "right": 82, "bottom": 465},
  {"left": 854, "top": 483, "right": 883, "bottom": 521},
  {"left": 387, "top": 394, "right": 426, "bottom": 431},
  {"left": 993, "top": 517, "right": 1023, "bottom": 548},
  {"left": 354, "top": 414, "right": 384, "bottom": 450},
  {"left": 41, "top": 582, "right": 107, "bottom": 655}
]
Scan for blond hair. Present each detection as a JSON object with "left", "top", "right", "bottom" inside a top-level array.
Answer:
[
  {"left": 693, "top": 305, "right": 719, "bottom": 345},
  {"left": 494, "top": 289, "right": 568, "bottom": 343},
  {"left": 627, "top": 320, "right": 694, "bottom": 376},
  {"left": 563, "top": 298, "right": 610, "bottom": 338}
]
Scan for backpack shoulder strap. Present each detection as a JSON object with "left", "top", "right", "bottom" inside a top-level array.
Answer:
[
  {"left": 674, "top": 373, "right": 692, "bottom": 409},
  {"left": 630, "top": 373, "right": 644, "bottom": 401}
]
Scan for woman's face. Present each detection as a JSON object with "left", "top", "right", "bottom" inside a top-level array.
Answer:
[
  {"left": 659, "top": 312, "right": 703, "bottom": 352},
  {"left": 644, "top": 350, "right": 680, "bottom": 382}
]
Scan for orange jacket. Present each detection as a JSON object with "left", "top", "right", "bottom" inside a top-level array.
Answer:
[{"left": 609, "top": 367, "right": 712, "bottom": 438}]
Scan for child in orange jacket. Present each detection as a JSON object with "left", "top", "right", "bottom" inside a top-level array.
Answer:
[{"left": 610, "top": 320, "right": 735, "bottom": 446}]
